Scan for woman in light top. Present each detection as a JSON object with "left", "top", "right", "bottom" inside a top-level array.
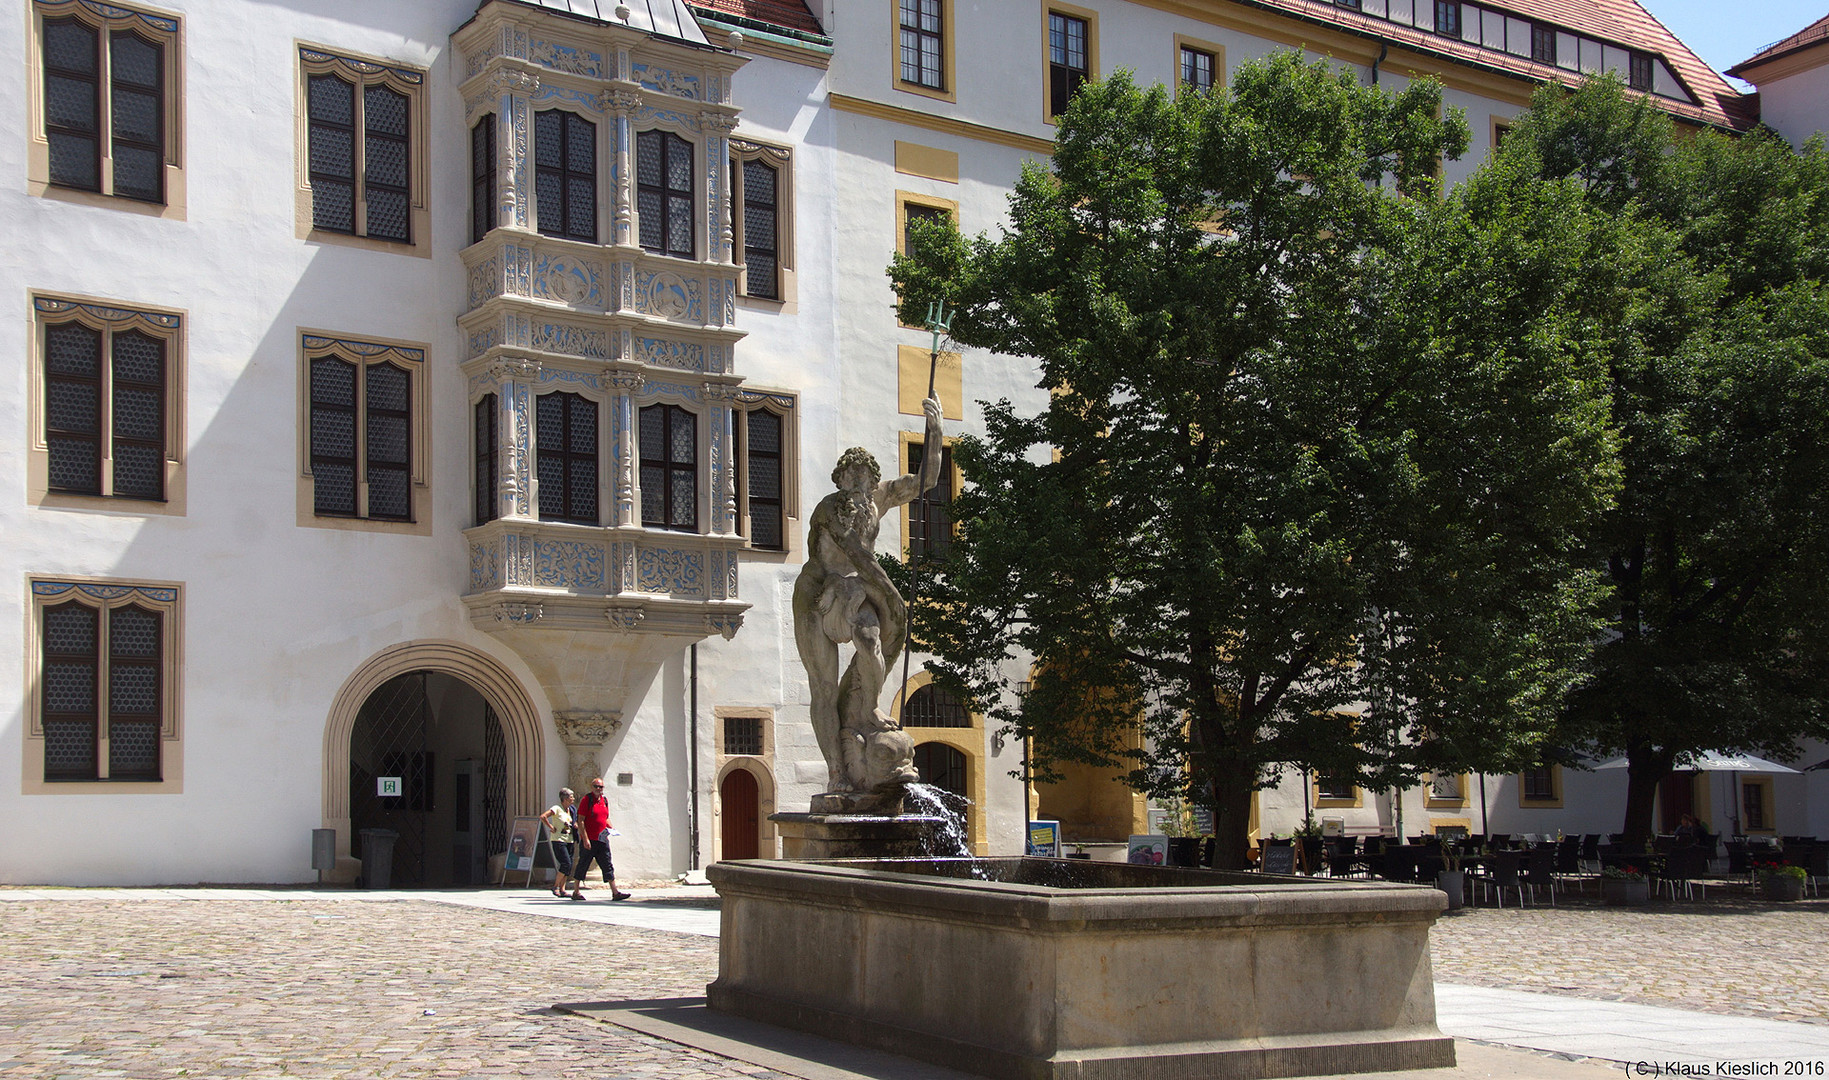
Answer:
[{"left": 541, "top": 788, "right": 577, "bottom": 898}]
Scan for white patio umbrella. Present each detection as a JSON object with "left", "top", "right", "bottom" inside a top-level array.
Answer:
[{"left": 1594, "top": 752, "right": 1801, "bottom": 835}]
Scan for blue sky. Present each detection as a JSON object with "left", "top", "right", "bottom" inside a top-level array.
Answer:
[{"left": 1640, "top": 0, "right": 1825, "bottom": 86}]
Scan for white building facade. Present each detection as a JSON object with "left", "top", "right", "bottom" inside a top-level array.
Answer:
[{"left": 3, "top": 0, "right": 1795, "bottom": 885}]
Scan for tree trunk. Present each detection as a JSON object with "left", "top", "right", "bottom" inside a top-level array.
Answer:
[
  {"left": 1620, "top": 741, "right": 1673, "bottom": 848},
  {"left": 1209, "top": 767, "right": 1257, "bottom": 870}
]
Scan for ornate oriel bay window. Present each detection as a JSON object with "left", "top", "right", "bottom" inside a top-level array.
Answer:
[{"left": 455, "top": 1, "right": 765, "bottom": 728}]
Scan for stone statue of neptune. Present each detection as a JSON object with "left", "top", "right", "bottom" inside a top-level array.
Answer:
[{"left": 792, "top": 396, "right": 945, "bottom": 812}]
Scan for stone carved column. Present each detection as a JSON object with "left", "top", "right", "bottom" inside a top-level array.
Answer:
[
  {"left": 554, "top": 711, "right": 623, "bottom": 798},
  {"left": 487, "top": 67, "right": 539, "bottom": 231},
  {"left": 705, "top": 383, "right": 740, "bottom": 535},
  {"left": 604, "top": 90, "right": 643, "bottom": 248},
  {"left": 701, "top": 111, "right": 738, "bottom": 265},
  {"left": 610, "top": 369, "right": 643, "bottom": 526},
  {"left": 486, "top": 356, "right": 541, "bottom": 519}
]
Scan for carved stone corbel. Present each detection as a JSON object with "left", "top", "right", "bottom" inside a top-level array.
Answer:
[{"left": 554, "top": 710, "right": 624, "bottom": 798}]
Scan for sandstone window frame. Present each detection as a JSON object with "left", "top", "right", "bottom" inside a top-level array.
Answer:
[
  {"left": 294, "top": 43, "right": 431, "bottom": 258},
  {"left": 1314, "top": 770, "right": 1362, "bottom": 808},
  {"left": 28, "top": 293, "right": 187, "bottom": 514},
  {"left": 1425, "top": 771, "right": 1469, "bottom": 808},
  {"left": 731, "top": 138, "right": 796, "bottom": 309},
  {"left": 24, "top": 577, "right": 184, "bottom": 794},
  {"left": 296, "top": 331, "right": 431, "bottom": 534},
  {"left": 27, "top": 0, "right": 186, "bottom": 218}
]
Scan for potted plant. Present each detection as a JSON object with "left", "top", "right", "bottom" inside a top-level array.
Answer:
[
  {"left": 1436, "top": 839, "right": 1467, "bottom": 910},
  {"left": 1157, "top": 797, "right": 1203, "bottom": 867},
  {"left": 1757, "top": 862, "right": 1807, "bottom": 902},
  {"left": 1600, "top": 863, "right": 1651, "bottom": 906}
]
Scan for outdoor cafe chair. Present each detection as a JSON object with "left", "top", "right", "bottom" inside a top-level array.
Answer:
[
  {"left": 1479, "top": 851, "right": 1529, "bottom": 907},
  {"left": 1579, "top": 834, "right": 1601, "bottom": 873},
  {"left": 1659, "top": 847, "right": 1709, "bottom": 901},
  {"left": 1523, "top": 848, "right": 1557, "bottom": 906},
  {"left": 1805, "top": 844, "right": 1828, "bottom": 898},
  {"left": 1725, "top": 840, "right": 1752, "bottom": 882}
]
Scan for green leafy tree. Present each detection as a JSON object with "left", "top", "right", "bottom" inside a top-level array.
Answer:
[
  {"left": 1495, "top": 79, "right": 1829, "bottom": 842},
  {"left": 890, "top": 55, "right": 1619, "bottom": 867}
]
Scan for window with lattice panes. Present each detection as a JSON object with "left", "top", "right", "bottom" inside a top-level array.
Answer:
[
  {"left": 640, "top": 403, "right": 698, "bottom": 532},
  {"left": 474, "top": 393, "right": 497, "bottom": 526},
  {"left": 905, "top": 439, "right": 954, "bottom": 560},
  {"left": 35, "top": 297, "right": 178, "bottom": 504},
  {"left": 636, "top": 129, "right": 694, "bottom": 259},
  {"left": 32, "top": 580, "right": 180, "bottom": 785},
  {"left": 731, "top": 141, "right": 792, "bottom": 302},
  {"left": 301, "top": 47, "right": 421, "bottom": 246},
  {"left": 471, "top": 117, "right": 495, "bottom": 244},
  {"left": 535, "top": 109, "right": 595, "bottom": 243},
  {"left": 35, "top": 2, "right": 177, "bottom": 204},
  {"left": 1316, "top": 771, "right": 1357, "bottom": 801},
  {"left": 904, "top": 683, "right": 970, "bottom": 728},
  {"left": 739, "top": 407, "right": 784, "bottom": 549},
  {"left": 1179, "top": 46, "right": 1214, "bottom": 94},
  {"left": 899, "top": 0, "right": 945, "bottom": 91},
  {"left": 303, "top": 335, "right": 424, "bottom": 524},
  {"left": 723, "top": 715, "right": 763, "bottom": 757},
  {"left": 1046, "top": 11, "right": 1090, "bottom": 120},
  {"left": 536, "top": 391, "right": 599, "bottom": 526}
]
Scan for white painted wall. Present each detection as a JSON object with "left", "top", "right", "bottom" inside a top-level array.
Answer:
[{"left": 1753, "top": 61, "right": 1829, "bottom": 148}]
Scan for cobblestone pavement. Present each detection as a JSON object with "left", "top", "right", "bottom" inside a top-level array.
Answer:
[
  {"left": 0, "top": 896, "right": 754, "bottom": 1080},
  {"left": 1429, "top": 885, "right": 1829, "bottom": 1027},
  {"left": 4, "top": 885, "right": 1826, "bottom": 1078}
]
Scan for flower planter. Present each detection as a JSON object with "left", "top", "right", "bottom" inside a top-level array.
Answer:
[
  {"left": 1762, "top": 875, "right": 1805, "bottom": 902},
  {"left": 1437, "top": 869, "right": 1465, "bottom": 910},
  {"left": 1601, "top": 878, "right": 1650, "bottom": 906}
]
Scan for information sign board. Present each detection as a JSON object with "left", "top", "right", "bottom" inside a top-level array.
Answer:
[
  {"left": 1127, "top": 834, "right": 1168, "bottom": 866},
  {"left": 1027, "top": 820, "right": 1061, "bottom": 857}
]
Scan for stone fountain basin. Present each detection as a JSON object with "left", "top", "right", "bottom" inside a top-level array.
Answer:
[{"left": 707, "top": 857, "right": 1453, "bottom": 1080}]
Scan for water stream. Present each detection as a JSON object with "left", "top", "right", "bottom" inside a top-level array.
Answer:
[{"left": 902, "top": 782, "right": 973, "bottom": 859}]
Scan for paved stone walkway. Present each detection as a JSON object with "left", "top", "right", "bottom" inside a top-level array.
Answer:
[
  {"left": 1428, "top": 888, "right": 1829, "bottom": 1027},
  {"left": 3, "top": 884, "right": 1825, "bottom": 1077}
]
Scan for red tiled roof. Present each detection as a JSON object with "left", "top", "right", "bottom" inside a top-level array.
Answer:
[
  {"left": 687, "top": 0, "right": 824, "bottom": 38},
  {"left": 1238, "top": 0, "right": 1752, "bottom": 130},
  {"left": 1727, "top": 13, "right": 1829, "bottom": 78}
]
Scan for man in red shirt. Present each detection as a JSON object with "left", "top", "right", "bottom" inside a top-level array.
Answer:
[{"left": 569, "top": 777, "right": 631, "bottom": 901}]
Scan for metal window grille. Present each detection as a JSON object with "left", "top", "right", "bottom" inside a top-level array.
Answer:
[
  {"left": 906, "top": 439, "right": 954, "bottom": 560},
  {"left": 41, "top": 599, "right": 163, "bottom": 782},
  {"left": 905, "top": 684, "right": 970, "bottom": 728},
  {"left": 724, "top": 715, "right": 763, "bottom": 756}
]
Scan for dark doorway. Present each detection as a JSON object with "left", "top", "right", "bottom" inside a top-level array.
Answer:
[
  {"left": 914, "top": 741, "right": 970, "bottom": 839},
  {"left": 349, "top": 671, "right": 504, "bottom": 887},
  {"left": 720, "top": 768, "right": 761, "bottom": 860},
  {"left": 1659, "top": 771, "right": 1695, "bottom": 833}
]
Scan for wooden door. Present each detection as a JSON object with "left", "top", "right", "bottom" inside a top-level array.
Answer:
[{"left": 720, "top": 768, "right": 760, "bottom": 860}]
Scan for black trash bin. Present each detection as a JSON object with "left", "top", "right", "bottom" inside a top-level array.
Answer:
[{"left": 359, "top": 828, "right": 399, "bottom": 889}]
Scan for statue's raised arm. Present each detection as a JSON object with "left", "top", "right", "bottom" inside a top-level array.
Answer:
[{"left": 876, "top": 396, "right": 945, "bottom": 512}]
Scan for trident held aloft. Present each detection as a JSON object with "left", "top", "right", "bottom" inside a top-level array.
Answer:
[{"left": 924, "top": 300, "right": 953, "bottom": 399}]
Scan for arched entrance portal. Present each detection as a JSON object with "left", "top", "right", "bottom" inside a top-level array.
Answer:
[
  {"left": 915, "top": 741, "right": 970, "bottom": 838},
  {"left": 720, "top": 768, "right": 760, "bottom": 860},
  {"left": 349, "top": 672, "right": 505, "bottom": 887},
  {"left": 323, "top": 640, "right": 544, "bottom": 886}
]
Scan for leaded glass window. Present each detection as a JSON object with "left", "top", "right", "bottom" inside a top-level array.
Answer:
[
  {"left": 904, "top": 684, "right": 971, "bottom": 728},
  {"left": 306, "top": 339, "right": 420, "bottom": 521},
  {"left": 537, "top": 392, "right": 599, "bottom": 525},
  {"left": 640, "top": 403, "right": 697, "bottom": 532},
  {"left": 472, "top": 117, "right": 495, "bottom": 245},
  {"left": 742, "top": 409, "right": 783, "bottom": 550},
  {"left": 475, "top": 394, "right": 498, "bottom": 526},
  {"left": 40, "top": 10, "right": 170, "bottom": 202},
  {"left": 41, "top": 310, "right": 170, "bottom": 502},
  {"left": 39, "top": 596, "right": 165, "bottom": 783},
  {"left": 304, "top": 53, "right": 418, "bottom": 245},
  {"left": 636, "top": 130, "right": 694, "bottom": 259},
  {"left": 740, "top": 159, "right": 778, "bottom": 300},
  {"left": 536, "top": 109, "right": 596, "bottom": 243}
]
